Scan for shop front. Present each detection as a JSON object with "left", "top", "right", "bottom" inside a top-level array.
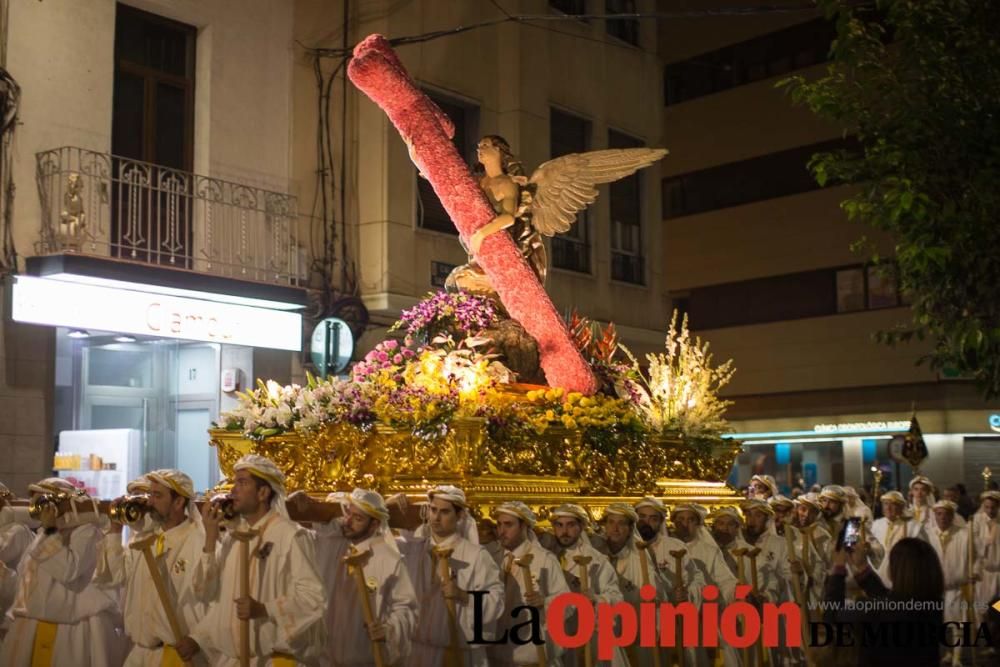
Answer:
[
  {"left": 725, "top": 410, "right": 1000, "bottom": 496},
  {"left": 9, "top": 254, "right": 307, "bottom": 498}
]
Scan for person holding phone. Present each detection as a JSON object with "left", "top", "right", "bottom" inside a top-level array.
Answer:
[{"left": 822, "top": 535, "right": 944, "bottom": 667}]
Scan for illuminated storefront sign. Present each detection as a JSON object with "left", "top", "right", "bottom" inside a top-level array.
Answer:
[
  {"left": 11, "top": 275, "right": 301, "bottom": 350},
  {"left": 812, "top": 421, "right": 910, "bottom": 434}
]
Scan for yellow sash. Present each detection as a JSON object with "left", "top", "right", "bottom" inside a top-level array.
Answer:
[
  {"left": 161, "top": 645, "right": 184, "bottom": 667},
  {"left": 30, "top": 621, "right": 58, "bottom": 667},
  {"left": 271, "top": 653, "right": 296, "bottom": 666}
]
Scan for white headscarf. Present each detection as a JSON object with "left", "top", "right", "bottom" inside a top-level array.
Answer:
[
  {"left": 416, "top": 485, "right": 479, "bottom": 544},
  {"left": 634, "top": 496, "right": 669, "bottom": 538},
  {"left": 28, "top": 477, "right": 98, "bottom": 527},
  {"left": 740, "top": 498, "right": 777, "bottom": 536},
  {"left": 332, "top": 488, "right": 399, "bottom": 556},
  {"left": 749, "top": 474, "right": 778, "bottom": 498},
  {"left": 670, "top": 503, "right": 713, "bottom": 544},
  {"left": 496, "top": 501, "right": 540, "bottom": 545},
  {"left": 932, "top": 499, "right": 958, "bottom": 513},
  {"left": 126, "top": 476, "right": 151, "bottom": 495},
  {"left": 603, "top": 502, "right": 644, "bottom": 544},
  {"left": 146, "top": 469, "right": 201, "bottom": 525},
  {"left": 233, "top": 454, "right": 288, "bottom": 519},
  {"left": 909, "top": 475, "right": 937, "bottom": 506},
  {"left": 551, "top": 503, "right": 594, "bottom": 546}
]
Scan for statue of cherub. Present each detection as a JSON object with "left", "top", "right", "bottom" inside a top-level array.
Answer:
[
  {"left": 59, "top": 172, "right": 86, "bottom": 239},
  {"left": 444, "top": 135, "right": 667, "bottom": 295}
]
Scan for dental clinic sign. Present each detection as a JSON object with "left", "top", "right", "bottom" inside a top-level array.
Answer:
[{"left": 11, "top": 275, "right": 301, "bottom": 350}]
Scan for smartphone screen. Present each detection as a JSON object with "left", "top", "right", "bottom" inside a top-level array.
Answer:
[{"left": 841, "top": 517, "right": 862, "bottom": 550}]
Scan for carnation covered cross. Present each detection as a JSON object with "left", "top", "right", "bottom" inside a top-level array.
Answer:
[{"left": 347, "top": 34, "right": 598, "bottom": 394}]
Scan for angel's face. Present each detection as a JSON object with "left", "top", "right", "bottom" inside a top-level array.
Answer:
[{"left": 476, "top": 139, "right": 501, "bottom": 167}]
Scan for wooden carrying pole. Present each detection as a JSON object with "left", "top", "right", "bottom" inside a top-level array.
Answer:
[
  {"left": 966, "top": 526, "right": 978, "bottom": 667},
  {"left": 344, "top": 546, "right": 387, "bottom": 667},
  {"left": 784, "top": 528, "right": 814, "bottom": 666},
  {"left": 514, "top": 553, "right": 548, "bottom": 667},
  {"left": 746, "top": 547, "right": 768, "bottom": 667},
  {"left": 669, "top": 549, "right": 688, "bottom": 667},
  {"left": 129, "top": 535, "right": 192, "bottom": 667},
  {"left": 230, "top": 528, "right": 259, "bottom": 667},
  {"left": 433, "top": 546, "right": 463, "bottom": 667},
  {"left": 731, "top": 547, "right": 751, "bottom": 667},
  {"left": 635, "top": 543, "right": 662, "bottom": 667},
  {"left": 572, "top": 555, "right": 594, "bottom": 667}
]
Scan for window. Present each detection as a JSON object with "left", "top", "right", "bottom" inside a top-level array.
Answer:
[
  {"left": 680, "top": 263, "right": 903, "bottom": 330},
  {"left": 609, "top": 130, "right": 644, "bottom": 284},
  {"left": 866, "top": 265, "right": 900, "bottom": 309},
  {"left": 661, "top": 137, "right": 857, "bottom": 219},
  {"left": 550, "top": 0, "right": 586, "bottom": 16},
  {"left": 836, "top": 268, "right": 865, "bottom": 313},
  {"left": 664, "top": 18, "right": 836, "bottom": 106},
  {"left": 605, "top": 0, "right": 639, "bottom": 46},
  {"left": 416, "top": 93, "right": 479, "bottom": 235},
  {"left": 112, "top": 4, "right": 196, "bottom": 266},
  {"left": 549, "top": 109, "right": 591, "bottom": 273}
]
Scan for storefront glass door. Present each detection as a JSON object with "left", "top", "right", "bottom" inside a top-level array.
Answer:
[{"left": 54, "top": 329, "right": 222, "bottom": 496}]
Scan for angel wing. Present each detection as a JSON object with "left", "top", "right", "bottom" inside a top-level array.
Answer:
[{"left": 527, "top": 147, "right": 668, "bottom": 237}]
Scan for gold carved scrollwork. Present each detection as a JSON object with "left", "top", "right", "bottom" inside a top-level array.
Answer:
[{"left": 209, "top": 417, "right": 741, "bottom": 503}]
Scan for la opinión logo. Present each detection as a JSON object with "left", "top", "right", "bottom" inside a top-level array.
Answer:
[{"left": 470, "top": 584, "right": 799, "bottom": 660}]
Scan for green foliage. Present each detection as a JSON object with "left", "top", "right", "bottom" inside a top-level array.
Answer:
[{"left": 779, "top": 0, "right": 1000, "bottom": 396}]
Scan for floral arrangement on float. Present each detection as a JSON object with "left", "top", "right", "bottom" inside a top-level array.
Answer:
[{"left": 215, "top": 290, "right": 740, "bottom": 495}]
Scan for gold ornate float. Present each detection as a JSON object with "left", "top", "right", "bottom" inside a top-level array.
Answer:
[{"left": 212, "top": 306, "right": 744, "bottom": 516}]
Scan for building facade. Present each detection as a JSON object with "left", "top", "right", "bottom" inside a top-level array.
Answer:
[
  {"left": 1, "top": 0, "right": 303, "bottom": 494},
  {"left": 657, "top": 4, "right": 1000, "bottom": 494},
  {"left": 1, "top": 0, "right": 679, "bottom": 493}
]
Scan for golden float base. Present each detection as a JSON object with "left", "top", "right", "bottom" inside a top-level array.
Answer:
[{"left": 209, "top": 420, "right": 743, "bottom": 518}]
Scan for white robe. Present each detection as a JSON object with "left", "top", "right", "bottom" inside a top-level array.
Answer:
[
  {"left": 602, "top": 538, "right": 671, "bottom": 667},
  {"left": 100, "top": 518, "right": 213, "bottom": 666},
  {"left": 0, "top": 508, "right": 33, "bottom": 625},
  {"left": 972, "top": 512, "right": 1000, "bottom": 617},
  {"left": 0, "top": 522, "right": 126, "bottom": 667},
  {"left": 489, "top": 539, "right": 571, "bottom": 667},
  {"left": 191, "top": 510, "right": 327, "bottom": 666},
  {"left": 681, "top": 533, "right": 741, "bottom": 667},
  {"left": 398, "top": 531, "right": 503, "bottom": 667},
  {"left": 795, "top": 522, "right": 831, "bottom": 611},
  {"left": 870, "top": 517, "right": 925, "bottom": 586},
  {"left": 646, "top": 532, "right": 707, "bottom": 606},
  {"left": 553, "top": 539, "right": 628, "bottom": 667},
  {"left": 926, "top": 524, "right": 975, "bottom": 626},
  {"left": 313, "top": 522, "right": 417, "bottom": 667}
]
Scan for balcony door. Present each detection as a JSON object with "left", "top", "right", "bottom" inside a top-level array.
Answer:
[{"left": 111, "top": 3, "right": 196, "bottom": 266}]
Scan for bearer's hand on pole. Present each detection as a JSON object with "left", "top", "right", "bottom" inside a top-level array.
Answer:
[
  {"left": 235, "top": 596, "right": 268, "bottom": 620},
  {"left": 674, "top": 584, "right": 688, "bottom": 603},
  {"left": 287, "top": 490, "right": 316, "bottom": 517},
  {"left": 790, "top": 559, "right": 804, "bottom": 576},
  {"left": 442, "top": 577, "right": 469, "bottom": 604},
  {"left": 367, "top": 620, "right": 388, "bottom": 642},
  {"left": 524, "top": 590, "right": 545, "bottom": 608},
  {"left": 40, "top": 505, "right": 58, "bottom": 530},
  {"left": 175, "top": 637, "right": 201, "bottom": 661}
]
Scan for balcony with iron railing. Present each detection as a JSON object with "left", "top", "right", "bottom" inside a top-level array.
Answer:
[{"left": 34, "top": 146, "right": 302, "bottom": 287}]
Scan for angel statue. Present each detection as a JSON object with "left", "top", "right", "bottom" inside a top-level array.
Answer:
[{"left": 443, "top": 135, "right": 667, "bottom": 295}]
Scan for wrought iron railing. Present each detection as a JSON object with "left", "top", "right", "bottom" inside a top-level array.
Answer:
[{"left": 35, "top": 146, "right": 302, "bottom": 286}]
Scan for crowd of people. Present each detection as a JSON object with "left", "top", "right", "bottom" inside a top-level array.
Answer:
[{"left": 0, "top": 459, "right": 997, "bottom": 666}]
